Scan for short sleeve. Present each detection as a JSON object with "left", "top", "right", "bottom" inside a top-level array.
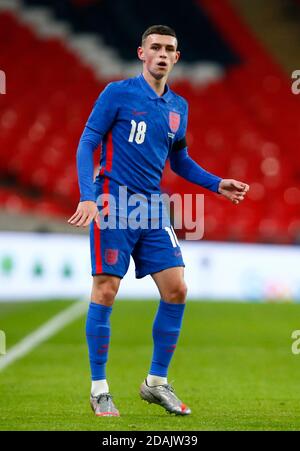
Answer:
[{"left": 86, "top": 82, "right": 119, "bottom": 135}]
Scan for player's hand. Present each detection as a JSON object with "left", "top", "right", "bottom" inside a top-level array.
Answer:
[
  {"left": 218, "top": 179, "right": 250, "bottom": 205},
  {"left": 68, "top": 201, "right": 100, "bottom": 228}
]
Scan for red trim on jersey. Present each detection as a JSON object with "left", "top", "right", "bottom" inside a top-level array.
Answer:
[
  {"left": 105, "top": 132, "right": 113, "bottom": 172},
  {"left": 93, "top": 221, "right": 102, "bottom": 273},
  {"left": 99, "top": 131, "right": 113, "bottom": 175},
  {"left": 103, "top": 176, "right": 110, "bottom": 215},
  {"left": 99, "top": 132, "right": 113, "bottom": 215}
]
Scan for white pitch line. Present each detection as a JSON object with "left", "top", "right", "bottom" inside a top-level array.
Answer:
[{"left": 0, "top": 300, "right": 88, "bottom": 372}]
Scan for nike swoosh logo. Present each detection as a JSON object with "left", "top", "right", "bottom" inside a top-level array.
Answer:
[{"left": 132, "top": 110, "right": 148, "bottom": 115}]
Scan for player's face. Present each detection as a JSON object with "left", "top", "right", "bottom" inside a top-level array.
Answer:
[{"left": 138, "top": 34, "right": 180, "bottom": 80}]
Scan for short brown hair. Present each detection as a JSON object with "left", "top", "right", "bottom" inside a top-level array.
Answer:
[{"left": 141, "top": 25, "right": 177, "bottom": 45}]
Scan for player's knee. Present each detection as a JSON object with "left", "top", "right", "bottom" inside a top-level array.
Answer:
[
  {"left": 94, "top": 284, "right": 117, "bottom": 306},
  {"left": 164, "top": 281, "right": 187, "bottom": 304},
  {"left": 92, "top": 276, "right": 119, "bottom": 306}
]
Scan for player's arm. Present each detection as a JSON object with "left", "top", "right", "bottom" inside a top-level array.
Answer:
[
  {"left": 68, "top": 127, "right": 102, "bottom": 227},
  {"left": 68, "top": 83, "right": 119, "bottom": 227},
  {"left": 169, "top": 145, "right": 249, "bottom": 205},
  {"left": 169, "top": 102, "right": 249, "bottom": 205}
]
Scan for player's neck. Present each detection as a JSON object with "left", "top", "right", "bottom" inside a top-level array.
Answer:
[{"left": 142, "top": 71, "right": 167, "bottom": 97}]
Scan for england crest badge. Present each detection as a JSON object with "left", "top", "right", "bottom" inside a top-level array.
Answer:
[{"left": 169, "top": 111, "right": 180, "bottom": 133}]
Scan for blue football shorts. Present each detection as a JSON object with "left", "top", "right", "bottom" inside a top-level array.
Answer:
[
  {"left": 90, "top": 218, "right": 185, "bottom": 279},
  {"left": 89, "top": 177, "right": 185, "bottom": 278}
]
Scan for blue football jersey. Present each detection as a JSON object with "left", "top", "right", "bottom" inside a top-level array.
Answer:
[{"left": 86, "top": 73, "right": 188, "bottom": 197}]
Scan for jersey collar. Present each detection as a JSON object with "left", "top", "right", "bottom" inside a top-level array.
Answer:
[{"left": 138, "top": 73, "right": 172, "bottom": 103}]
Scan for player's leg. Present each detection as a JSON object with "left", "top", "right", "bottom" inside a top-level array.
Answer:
[
  {"left": 87, "top": 274, "right": 120, "bottom": 391},
  {"left": 148, "top": 266, "right": 187, "bottom": 381},
  {"left": 88, "top": 217, "right": 134, "bottom": 416},
  {"left": 86, "top": 274, "right": 121, "bottom": 416},
  {"left": 142, "top": 267, "right": 190, "bottom": 415},
  {"left": 133, "top": 226, "right": 191, "bottom": 414}
]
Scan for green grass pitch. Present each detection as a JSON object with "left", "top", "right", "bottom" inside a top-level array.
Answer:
[{"left": 1, "top": 299, "right": 300, "bottom": 431}]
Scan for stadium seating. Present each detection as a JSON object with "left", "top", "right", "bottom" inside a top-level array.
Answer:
[{"left": 0, "top": 0, "right": 299, "bottom": 243}]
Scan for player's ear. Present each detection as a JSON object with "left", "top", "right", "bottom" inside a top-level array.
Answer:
[
  {"left": 174, "top": 50, "right": 180, "bottom": 64},
  {"left": 137, "top": 46, "right": 145, "bottom": 62}
]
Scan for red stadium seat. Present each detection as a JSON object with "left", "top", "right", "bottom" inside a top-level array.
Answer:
[{"left": 1, "top": 4, "right": 299, "bottom": 243}]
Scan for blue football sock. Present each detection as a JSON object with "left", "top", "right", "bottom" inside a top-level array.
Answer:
[
  {"left": 149, "top": 299, "right": 186, "bottom": 378},
  {"left": 86, "top": 302, "right": 112, "bottom": 381}
]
